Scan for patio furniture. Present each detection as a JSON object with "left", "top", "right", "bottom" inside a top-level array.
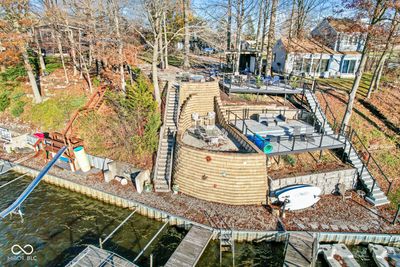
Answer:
[
  {"left": 271, "top": 76, "right": 280, "bottom": 86},
  {"left": 207, "top": 111, "right": 216, "bottom": 125},
  {"left": 257, "top": 114, "right": 276, "bottom": 126},
  {"left": 274, "top": 114, "right": 286, "bottom": 125},
  {"left": 192, "top": 113, "right": 201, "bottom": 127}
]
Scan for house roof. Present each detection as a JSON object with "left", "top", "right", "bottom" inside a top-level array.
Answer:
[
  {"left": 326, "top": 17, "right": 364, "bottom": 33},
  {"left": 280, "top": 38, "right": 338, "bottom": 55}
]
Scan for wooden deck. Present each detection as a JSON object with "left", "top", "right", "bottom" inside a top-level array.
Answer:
[
  {"left": 222, "top": 82, "right": 303, "bottom": 95},
  {"left": 66, "top": 245, "right": 138, "bottom": 267},
  {"left": 284, "top": 232, "right": 315, "bottom": 267},
  {"left": 232, "top": 119, "right": 345, "bottom": 155},
  {"left": 165, "top": 226, "right": 213, "bottom": 267}
]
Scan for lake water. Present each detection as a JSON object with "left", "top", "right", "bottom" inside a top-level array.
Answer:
[{"left": 0, "top": 171, "right": 286, "bottom": 266}]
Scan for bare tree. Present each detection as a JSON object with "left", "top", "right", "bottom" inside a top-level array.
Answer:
[
  {"left": 265, "top": 0, "right": 277, "bottom": 76},
  {"left": 366, "top": 8, "right": 400, "bottom": 98},
  {"left": 234, "top": 0, "right": 245, "bottom": 74},
  {"left": 341, "top": 0, "right": 389, "bottom": 128},
  {"left": 0, "top": 1, "right": 43, "bottom": 103},
  {"left": 183, "top": 0, "right": 191, "bottom": 69}
]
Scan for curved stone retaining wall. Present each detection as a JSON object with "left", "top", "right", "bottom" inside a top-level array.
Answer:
[{"left": 173, "top": 81, "right": 268, "bottom": 205}]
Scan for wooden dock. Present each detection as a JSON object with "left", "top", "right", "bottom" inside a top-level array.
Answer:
[
  {"left": 165, "top": 226, "right": 213, "bottom": 267},
  {"left": 66, "top": 245, "right": 138, "bottom": 267},
  {"left": 284, "top": 232, "right": 315, "bottom": 267}
]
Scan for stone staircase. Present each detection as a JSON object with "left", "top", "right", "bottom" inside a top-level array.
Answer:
[
  {"left": 153, "top": 84, "right": 179, "bottom": 192},
  {"left": 303, "top": 88, "right": 390, "bottom": 206}
]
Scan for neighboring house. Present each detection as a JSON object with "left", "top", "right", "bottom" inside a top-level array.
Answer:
[{"left": 272, "top": 17, "right": 366, "bottom": 78}]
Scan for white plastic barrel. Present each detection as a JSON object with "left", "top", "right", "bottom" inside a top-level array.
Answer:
[{"left": 73, "top": 146, "right": 91, "bottom": 172}]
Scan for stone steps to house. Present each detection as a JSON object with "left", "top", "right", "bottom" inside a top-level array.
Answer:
[{"left": 153, "top": 85, "right": 179, "bottom": 192}]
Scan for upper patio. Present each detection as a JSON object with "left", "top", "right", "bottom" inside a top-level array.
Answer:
[{"left": 220, "top": 74, "right": 303, "bottom": 95}]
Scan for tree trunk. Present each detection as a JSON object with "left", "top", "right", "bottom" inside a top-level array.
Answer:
[
  {"left": 32, "top": 27, "right": 46, "bottom": 76},
  {"left": 56, "top": 31, "right": 69, "bottom": 84},
  {"left": 22, "top": 48, "right": 42, "bottom": 103},
  {"left": 255, "top": 0, "right": 263, "bottom": 50},
  {"left": 234, "top": 0, "right": 245, "bottom": 75},
  {"left": 163, "top": 11, "right": 169, "bottom": 69},
  {"left": 159, "top": 21, "right": 165, "bottom": 70},
  {"left": 113, "top": 4, "right": 125, "bottom": 93},
  {"left": 65, "top": 20, "right": 78, "bottom": 76},
  {"left": 152, "top": 35, "right": 161, "bottom": 105},
  {"left": 366, "top": 10, "right": 399, "bottom": 98},
  {"left": 81, "top": 53, "right": 93, "bottom": 93},
  {"left": 226, "top": 0, "right": 232, "bottom": 50},
  {"left": 265, "top": 0, "right": 277, "bottom": 76},
  {"left": 257, "top": 0, "right": 269, "bottom": 76},
  {"left": 183, "top": 0, "right": 190, "bottom": 69},
  {"left": 288, "top": 0, "right": 295, "bottom": 38},
  {"left": 341, "top": 35, "right": 370, "bottom": 128}
]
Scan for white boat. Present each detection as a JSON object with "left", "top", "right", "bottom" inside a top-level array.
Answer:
[{"left": 276, "top": 184, "right": 321, "bottom": 211}]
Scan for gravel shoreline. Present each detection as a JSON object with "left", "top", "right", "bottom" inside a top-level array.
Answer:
[{"left": 1, "top": 150, "right": 399, "bottom": 234}]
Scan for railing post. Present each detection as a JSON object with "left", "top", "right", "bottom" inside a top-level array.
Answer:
[
  {"left": 292, "top": 135, "right": 296, "bottom": 151},
  {"left": 371, "top": 179, "right": 376, "bottom": 193},
  {"left": 387, "top": 181, "right": 393, "bottom": 196}
]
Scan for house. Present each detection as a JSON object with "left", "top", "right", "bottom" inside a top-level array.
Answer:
[{"left": 272, "top": 17, "right": 366, "bottom": 78}]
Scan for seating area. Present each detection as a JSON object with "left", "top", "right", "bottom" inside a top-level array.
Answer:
[
  {"left": 182, "top": 125, "right": 244, "bottom": 151},
  {"left": 230, "top": 110, "right": 345, "bottom": 155}
]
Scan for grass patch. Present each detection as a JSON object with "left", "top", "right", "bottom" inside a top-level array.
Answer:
[
  {"left": 316, "top": 72, "right": 389, "bottom": 98},
  {"left": 24, "top": 93, "right": 86, "bottom": 131},
  {"left": 44, "top": 56, "right": 62, "bottom": 74}
]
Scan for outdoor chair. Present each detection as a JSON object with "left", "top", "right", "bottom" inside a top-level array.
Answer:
[
  {"left": 274, "top": 114, "right": 286, "bottom": 125},
  {"left": 271, "top": 76, "right": 280, "bottom": 86},
  {"left": 263, "top": 76, "right": 272, "bottom": 85}
]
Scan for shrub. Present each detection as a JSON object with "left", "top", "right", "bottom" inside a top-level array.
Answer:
[
  {"left": 0, "top": 91, "right": 10, "bottom": 112},
  {"left": 282, "top": 155, "right": 297, "bottom": 167},
  {"left": 0, "top": 65, "right": 26, "bottom": 81},
  {"left": 11, "top": 100, "right": 26, "bottom": 117}
]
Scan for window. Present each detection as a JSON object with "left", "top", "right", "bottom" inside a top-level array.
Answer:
[
  {"left": 303, "top": 58, "right": 312, "bottom": 73},
  {"left": 293, "top": 58, "right": 303, "bottom": 72},
  {"left": 318, "top": 59, "right": 329, "bottom": 72},
  {"left": 341, "top": 60, "right": 356, "bottom": 73}
]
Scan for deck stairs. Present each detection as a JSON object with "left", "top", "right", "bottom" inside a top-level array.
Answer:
[
  {"left": 342, "top": 138, "right": 390, "bottom": 206},
  {"left": 153, "top": 84, "right": 179, "bottom": 192},
  {"left": 303, "top": 88, "right": 389, "bottom": 206}
]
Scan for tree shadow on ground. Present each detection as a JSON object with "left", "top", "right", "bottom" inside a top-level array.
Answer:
[{"left": 359, "top": 99, "right": 400, "bottom": 136}]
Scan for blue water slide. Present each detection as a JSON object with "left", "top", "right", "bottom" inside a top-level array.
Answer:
[{"left": 0, "top": 146, "right": 67, "bottom": 219}]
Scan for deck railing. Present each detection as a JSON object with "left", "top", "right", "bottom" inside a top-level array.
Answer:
[{"left": 226, "top": 110, "right": 344, "bottom": 155}]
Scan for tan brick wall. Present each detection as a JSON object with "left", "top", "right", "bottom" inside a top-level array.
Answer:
[
  {"left": 173, "top": 81, "right": 268, "bottom": 205},
  {"left": 174, "top": 140, "right": 267, "bottom": 205}
]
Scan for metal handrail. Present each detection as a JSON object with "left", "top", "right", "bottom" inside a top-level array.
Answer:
[
  {"left": 349, "top": 128, "right": 393, "bottom": 195},
  {"left": 314, "top": 83, "right": 338, "bottom": 132},
  {"left": 166, "top": 129, "right": 175, "bottom": 191}
]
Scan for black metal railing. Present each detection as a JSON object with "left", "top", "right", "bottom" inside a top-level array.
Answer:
[
  {"left": 226, "top": 110, "right": 344, "bottom": 155},
  {"left": 221, "top": 73, "right": 298, "bottom": 93},
  {"left": 343, "top": 125, "right": 393, "bottom": 196},
  {"left": 314, "top": 83, "right": 339, "bottom": 133}
]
